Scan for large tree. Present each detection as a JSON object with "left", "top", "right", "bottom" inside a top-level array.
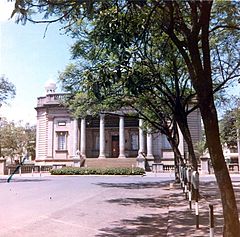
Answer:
[
  {"left": 59, "top": 33, "right": 199, "bottom": 170},
  {"left": 11, "top": 1, "right": 240, "bottom": 236}
]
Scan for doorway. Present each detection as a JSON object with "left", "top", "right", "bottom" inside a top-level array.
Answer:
[{"left": 112, "top": 135, "right": 119, "bottom": 157}]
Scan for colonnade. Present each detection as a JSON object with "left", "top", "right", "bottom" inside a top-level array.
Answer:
[{"left": 77, "top": 115, "right": 154, "bottom": 159}]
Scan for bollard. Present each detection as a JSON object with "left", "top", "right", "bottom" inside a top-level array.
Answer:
[
  {"left": 187, "top": 168, "right": 192, "bottom": 210},
  {"left": 209, "top": 204, "right": 214, "bottom": 237},
  {"left": 192, "top": 171, "right": 200, "bottom": 229},
  {"left": 32, "top": 168, "right": 34, "bottom": 177},
  {"left": 19, "top": 167, "right": 22, "bottom": 176},
  {"left": 195, "top": 188, "right": 199, "bottom": 229},
  {"left": 40, "top": 165, "right": 42, "bottom": 177},
  {"left": 184, "top": 167, "right": 188, "bottom": 199}
]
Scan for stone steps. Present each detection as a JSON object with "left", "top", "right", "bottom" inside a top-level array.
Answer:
[{"left": 85, "top": 158, "right": 137, "bottom": 168}]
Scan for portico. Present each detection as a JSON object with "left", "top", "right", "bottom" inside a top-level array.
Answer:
[{"left": 81, "top": 115, "right": 153, "bottom": 159}]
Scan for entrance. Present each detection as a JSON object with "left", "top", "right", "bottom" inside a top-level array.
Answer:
[{"left": 112, "top": 135, "right": 119, "bottom": 158}]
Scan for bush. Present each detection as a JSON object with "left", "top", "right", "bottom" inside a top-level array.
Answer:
[{"left": 50, "top": 167, "right": 145, "bottom": 176}]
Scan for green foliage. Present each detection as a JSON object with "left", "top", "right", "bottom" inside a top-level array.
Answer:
[
  {"left": 0, "top": 75, "right": 16, "bottom": 104},
  {"left": 220, "top": 108, "right": 238, "bottom": 148},
  {"left": 50, "top": 167, "right": 145, "bottom": 176},
  {"left": 0, "top": 119, "right": 36, "bottom": 160}
]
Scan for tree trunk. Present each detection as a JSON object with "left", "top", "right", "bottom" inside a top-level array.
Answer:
[
  {"left": 199, "top": 99, "right": 240, "bottom": 236},
  {"left": 177, "top": 119, "right": 198, "bottom": 171},
  {"left": 168, "top": 137, "right": 184, "bottom": 183}
]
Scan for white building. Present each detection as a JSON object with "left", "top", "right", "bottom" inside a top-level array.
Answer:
[{"left": 35, "top": 81, "right": 202, "bottom": 168}]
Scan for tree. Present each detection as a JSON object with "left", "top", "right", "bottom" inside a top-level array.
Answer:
[
  {"left": 220, "top": 98, "right": 240, "bottom": 148},
  {"left": 11, "top": 1, "right": 240, "bottom": 235},
  {"left": 59, "top": 19, "right": 200, "bottom": 172},
  {"left": 0, "top": 119, "right": 36, "bottom": 162},
  {"left": 59, "top": 39, "right": 199, "bottom": 180},
  {"left": 0, "top": 75, "right": 16, "bottom": 105}
]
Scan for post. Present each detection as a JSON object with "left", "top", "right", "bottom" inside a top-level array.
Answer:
[
  {"left": 192, "top": 171, "right": 200, "bottom": 229},
  {"left": 187, "top": 168, "right": 192, "bottom": 210},
  {"left": 184, "top": 167, "right": 188, "bottom": 199},
  {"left": 209, "top": 204, "right": 214, "bottom": 237}
]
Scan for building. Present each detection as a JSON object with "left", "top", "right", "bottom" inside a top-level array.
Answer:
[{"left": 35, "top": 81, "right": 202, "bottom": 168}]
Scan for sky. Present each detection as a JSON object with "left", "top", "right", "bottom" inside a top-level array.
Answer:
[
  {"left": 0, "top": 1, "right": 239, "bottom": 125},
  {"left": 0, "top": 0, "right": 73, "bottom": 125}
]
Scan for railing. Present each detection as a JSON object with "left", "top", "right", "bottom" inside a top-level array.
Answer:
[
  {"left": 5, "top": 164, "right": 53, "bottom": 175},
  {"left": 37, "top": 93, "right": 69, "bottom": 107},
  {"left": 163, "top": 165, "right": 175, "bottom": 172}
]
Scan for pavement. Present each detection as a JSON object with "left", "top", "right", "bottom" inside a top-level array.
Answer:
[{"left": 0, "top": 172, "right": 239, "bottom": 236}]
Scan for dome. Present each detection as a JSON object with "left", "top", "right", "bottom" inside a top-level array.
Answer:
[{"left": 44, "top": 79, "right": 57, "bottom": 94}]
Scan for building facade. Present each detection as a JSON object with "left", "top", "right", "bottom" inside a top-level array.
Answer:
[{"left": 35, "top": 82, "right": 202, "bottom": 167}]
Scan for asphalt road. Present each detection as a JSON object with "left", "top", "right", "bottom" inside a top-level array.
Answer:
[
  {"left": 0, "top": 173, "right": 239, "bottom": 237},
  {"left": 0, "top": 174, "right": 175, "bottom": 237}
]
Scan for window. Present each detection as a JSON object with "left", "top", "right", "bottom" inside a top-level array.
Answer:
[
  {"left": 131, "top": 134, "right": 139, "bottom": 150},
  {"left": 57, "top": 132, "right": 67, "bottom": 150},
  {"left": 58, "top": 121, "right": 66, "bottom": 126}
]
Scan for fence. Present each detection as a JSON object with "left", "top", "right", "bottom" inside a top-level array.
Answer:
[{"left": 5, "top": 164, "right": 52, "bottom": 175}]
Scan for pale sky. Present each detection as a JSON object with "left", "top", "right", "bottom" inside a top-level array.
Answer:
[{"left": 0, "top": 0, "right": 73, "bottom": 125}]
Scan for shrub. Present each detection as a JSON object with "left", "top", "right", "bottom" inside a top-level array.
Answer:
[{"left": 50, "top": 167, "right": 145, "bottom": 176}]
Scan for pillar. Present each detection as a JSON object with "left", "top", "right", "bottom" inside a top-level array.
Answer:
[
  {"left": 98, "top": 114, "right": 106, "bottom": 159},
  {"left": 80, "top": 118, "right": 86, "bottom": 158},
  {"left": 47, "top": 116, "right": 54, "bottom": 158},
  {"left": 118, "top": 116, "right": 126, "bottom": 158},
  {"left": 137, "top": 119, "right": 145, "bottom": 158},
  {"left": 146, "top": 131, "right": 154, "bottom": 159},
  {"left": 0, "top": 158, "right": 6, "bottom": 175},
  {"left": 72, "top": 119, "right": 78, "bottom": 155}
]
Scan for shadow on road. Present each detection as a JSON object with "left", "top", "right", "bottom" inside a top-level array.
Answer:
[{"left": 95, "top": 181, "right": 171, "bottom": 190}]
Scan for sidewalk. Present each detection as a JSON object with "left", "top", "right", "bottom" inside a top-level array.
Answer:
[{"left": 166, "top": 179, "right": 240, "bottom": 236}]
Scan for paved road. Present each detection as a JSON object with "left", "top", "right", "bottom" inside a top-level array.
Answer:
[
  {"left": 0, "top": 173, "right": 239, "bottom": 237},
  {"left": 0, "top": 173, "right": 175, "bottom": 237}
]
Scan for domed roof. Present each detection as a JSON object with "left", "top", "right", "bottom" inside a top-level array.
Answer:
[{"left": 44, "top": 79, "right": 57, "bottom": 94}]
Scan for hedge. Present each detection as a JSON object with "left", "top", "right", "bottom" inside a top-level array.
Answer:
[{"left": 50, "top": 167, "right": 145, "bottom": 176}]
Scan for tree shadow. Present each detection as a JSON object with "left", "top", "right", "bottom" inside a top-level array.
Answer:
[
  {"left": 95, "top": 181, "right": 171, "bottom": 190},
  {"left": 96, "top": 213, "right": 169, "bottom": 237},
  {"left": 95, "top": 181, "right": 226, "bottom": 236},
  {"left": 0, "top": 178, "right": 49, "bottom": 183}
]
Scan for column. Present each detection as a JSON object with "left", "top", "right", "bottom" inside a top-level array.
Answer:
[
  {"left": 137, "top": 119, "right": 145, "bottom": 158},
  {"left": 146, "top": 131, "right": 154, "bottom": 159},
  {"left": 47, "top": 117, "right": 54, "bottom": 158},
  {"left": 80, "top": 118, "right": 86, "bottom": 158},
  {"left": 98, "top": 114, "right": 106, "bottom": 158},
  {"left": 118, "top": 116, "right": 126, "bottom": 158}
]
